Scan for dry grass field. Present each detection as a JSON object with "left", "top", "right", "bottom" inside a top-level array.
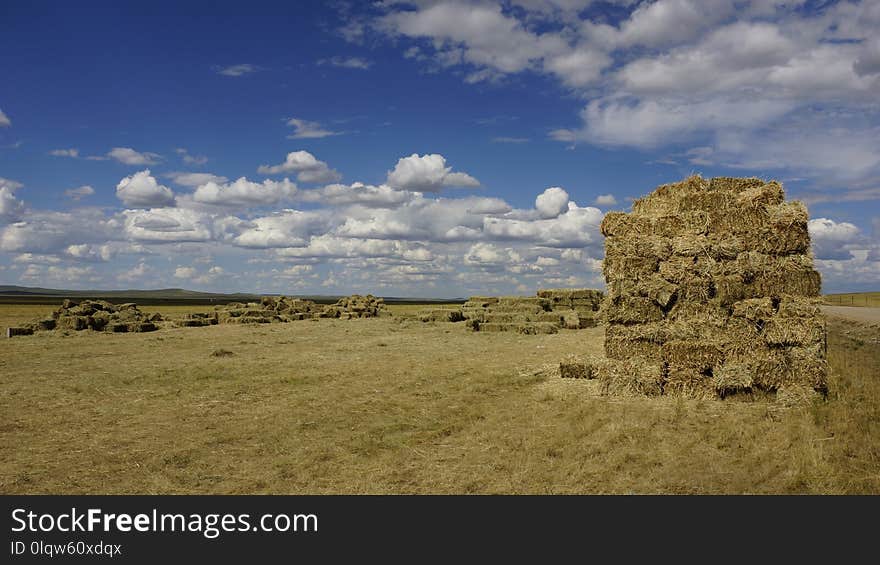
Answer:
[{"left": 1, "top": 303, "right": 878, "bottom": 494}]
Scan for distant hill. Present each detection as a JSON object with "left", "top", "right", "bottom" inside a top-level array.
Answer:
[{"left": 0, "top": 285, "right": 465, "bottom": 305}]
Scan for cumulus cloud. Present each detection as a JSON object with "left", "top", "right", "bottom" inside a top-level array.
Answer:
[
  {"left": 594, "top": 194, "right": 617, "bottom": 206},
  {"left": 192, "top": 177, "right": 297, "bottom": 207},
  {"left": 165, "top": 172, "right": 229, "bottom": 188},
  {"left": 0, "top": 177, "right": 25, "bottom": 223},
  {"left": 174, "top": 266, "right": 197, "bottom": 279},
  {"left": 258, "top": 151, "right": 342, "bottom": 183},
  {"left": 116, "top": 170, "right": 176, "bottom": 208},
  {"left": 107, "top": 147, "right": 162, "bottom": 166},
  {"left": 386, "top": 153, "right": 480, "bottom": 192},
  {"left": 64, "top": 185, "right": 95, "bottom": 201},
  {"left": 286, "top": 117, "right": 341, "bottom": 139},
  {"left": 50, "top": 148, "right": 79, "bottom": 158},
  {"left": 122, "top": 208, "right": 214, "bottom": 243},
  {"left": 233, "top": 209, "right": 328, "bottom": 248},
  {"left": 809, "top": 217, "right": 861, "bottom": 260},
  {"left": 1, "top": 208, "right": 119, "bottom": 254},
  {"left": 0, "top": 108, "right": 10, "bottom": 127},
  {"left": 66, "top": 243, "right": 113, "bottom": 262},
  {"left": 298, "top": 182, "right": 415, "bottom": 208},
  {"left": 535, "top": 187, "right": 569, "bottom": 219}
]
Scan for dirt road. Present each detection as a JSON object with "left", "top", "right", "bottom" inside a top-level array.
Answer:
[{"left": 822, "top": 306, "right": 880, "bottom": 324}]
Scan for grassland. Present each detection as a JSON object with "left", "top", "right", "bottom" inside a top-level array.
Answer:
[{"left": 1, "top": 303, "right": 878, "bottom": 494}]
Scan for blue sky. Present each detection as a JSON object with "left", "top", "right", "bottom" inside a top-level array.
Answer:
[{"left": 1, "top": 0, "right": 879, "bottom": 296}]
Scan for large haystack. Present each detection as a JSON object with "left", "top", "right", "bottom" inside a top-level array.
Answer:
[
  {"left": 321, "top": 294, "right": 391, "bottom": 319},
  {"left": 582, "top": 176, "right": 827, "bottom": 399}
]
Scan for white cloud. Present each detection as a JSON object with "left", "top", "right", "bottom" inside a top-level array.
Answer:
[
  {"left": 535, "top": 187, "right": 569, "bottom": 219},
  {"left": 122, "top": 208, "right": 213, "bottom": 243},
  {"left": 594, "top": 194, "right": 617, "bottom": 206},
  {"left": 809, "top": 217, "right": 861, "bottom": 260},
  {"left": 317, "top": 56, "right": 373, "bottom": 70},
  {"left": 0, "top": 177, "right": 25, "bottom": 223},
  {"left": 174, "top": 266, "right": 197, "bottom": 279},
  {"left": 298, "top": 182, "right": 415, "bottom": 208},
  {"left": 1, "top": 208, "right": 119, "bottom": 254},
  {"left": 386, "top": 153, "right": 480, "bottom": 192},
  {"left": 116, "top": 170, "right": 176, "bottom": 208},
  {"left": 175, "top": 148, "right": 208, "bottom": 166},
  {"left": 233, "top": 209, "right": 328, "bottom": 248},
  {"left": 107, "top": 147, "right": 162, "bottom": 166},
  {"left": 66, "top": 243, "right": 113, "bottom": 262},
  {"left": 0, "top": 108, "right": 10, "bottom": 127},
  {"left": 257, "top": 151, "right": 342, "bottom": 183},
  {"left": 64, "top": 185, "right": 95, "bottom": 201},
  {"left": 216, "top": 64, "right": 259, "bottom": 77},
  {"left": 286, "top": 117, "right": 341, "bottom": 139},
  {"left": 50, "top": 148, "right": 79, "bottom": 158},
  {"left": 192, "top": 177, "right": 297, "bottom": 207},
  {"left": 166, "top": 172, "right": 229, "bottom": 188}
]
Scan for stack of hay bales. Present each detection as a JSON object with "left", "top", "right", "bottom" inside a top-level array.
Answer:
[
  {"left": 416, "top": 308, "right": 465, "bottom": 323},
  {"left": 464, "top": 296, "right": 559, "bottom": 334},
  {"left": 320, "top": 294, "right": 391, "bottom": 319},
  {"left": 569, "top": 175, "right": 827, "bottom": 400},
  {"left": 260, "top": 295, "right": 320, "bottom": 321},
  {"left": 537, "top": 289, "right": 603, "bottom": 329},
  {"left": 9, "top": 299, "right": 163, "bottom": 336},
  {"left": 175, "top": 312, "right": 219, "bottom": 327},
  {"left": 215, "top": 301, "right": 282, "bottom": 324}
]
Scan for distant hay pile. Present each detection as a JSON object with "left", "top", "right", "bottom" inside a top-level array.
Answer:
[
  {"left": 8, "top": 299, "right": 162, "bottom": 337},
  {"left": 208, "top": 296, "right": 321, "bottom": 325},
  {"left": 563, "top": 175, "right": 828, "bottom": 401},
  {"left": 461, "top": 289, "right": 603, "bottom": 334},
  {"left": 320, "top": 294, "right": 391, "bottom": 319}
]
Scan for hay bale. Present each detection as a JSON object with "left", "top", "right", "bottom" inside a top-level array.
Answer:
[
  {"left": 595, "top": 358, "right": 664, "bottom": 397},
  {"left": 763, "top": 317, "right": 825, "bottom": 347},
  {"left": 517, "top": 322, "right": 558, "bottom": 335},
  {"left": 7, "top": 327, "right": 34, "bottom": 338},
  {"left": 714, "top": 363, "right": 755, "bottom": 398},
  {"left": 35, "top": 319, "right": 56, "bottom": 331},
  {"left": 559, "top": 355, "right": 592, "bottom": 379},
  {"left": 602, "top": 296, "right": 662, "bottom": 324}
]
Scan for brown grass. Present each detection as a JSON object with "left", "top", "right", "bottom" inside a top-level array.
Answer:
[{"left": 0, "top": 304, "right": 877, "bottom": 494}]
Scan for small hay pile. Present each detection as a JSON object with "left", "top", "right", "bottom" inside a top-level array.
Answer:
[
  {"left": 320, "top": 294, "right": 391, "bottom": 319},
  {"left": 592, "top": 175, "right": 827, "bottom": 400},
  {"left": 9, "top": 299, "right": 162, "bottom": 336},
  {"left": 416, "top": 308, "right": 466, "bottom": 323},
  {"left": 212, "top": 296, "right": 320, "bottom": 324},
  {"left": 462, "top": 289, "right": 603, "bottom": 333}
]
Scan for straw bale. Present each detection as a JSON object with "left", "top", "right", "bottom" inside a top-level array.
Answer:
[
  {"left": 664, "top": 367, "right": 715, "bottom": 399},
  {"left": 713, "top": 363, "right": 755, "bottom": 397},
  {"left": 559, "top": 355, "right": 592, "bottom": 379},
  {"left": 517, "top": 323, "right": 559, "bottom": 335},
  {"left": 595, "top": 358, "right": 664, "bottom": 397},
  {"left": 735, "top": 181, "right": 784, "bottom": 207},
  {"left": 36, "top": 319, "right": 57, "bottom": 331},
  {"left": 662, "top": 340, "right": 725, "bottom": 370},
  {"left": 601, "top": 212, "right": 652, "bottom": 237},
  {"left": 109, "top": 322, "right": 129, "bottom": 333},
  {"left": 602, "top": 296, "right": 662, "bottom": 324},
  {"left": 7, "top": 327, "right": 34, "bottom": 338},
  {"left": 603, "top": 255, "right": 659, "bottom": 280},
  {"left": 776, "top": 296, "right": 822, "bottom": 318},
  {"left": 604, "top": 336, "right": 663, "bottom": 362},
  {"left": 653, "top": 211, "right": 710, "bottom": 237},
  {"left": 605, "top": 237, "right": 672, "bottom": 261},
  {"left": 763, "top": 316, "right": 825, "bottom": 347},
  {"left": 58, "top": 316, "right": 89, "bottom": 331},
  {"left": 482, "top": 313, "right": 531, "bottom": 324},
  {"left": 788, "top": 346, "right": 829, "bottom": 393},
  {"left": 731, "top": 298, "right": 776, "bottom": 320}
]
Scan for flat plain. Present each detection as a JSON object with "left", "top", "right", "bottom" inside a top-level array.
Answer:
[{"left": 1, "top": 303, "right": 878, "bottom": 494}]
